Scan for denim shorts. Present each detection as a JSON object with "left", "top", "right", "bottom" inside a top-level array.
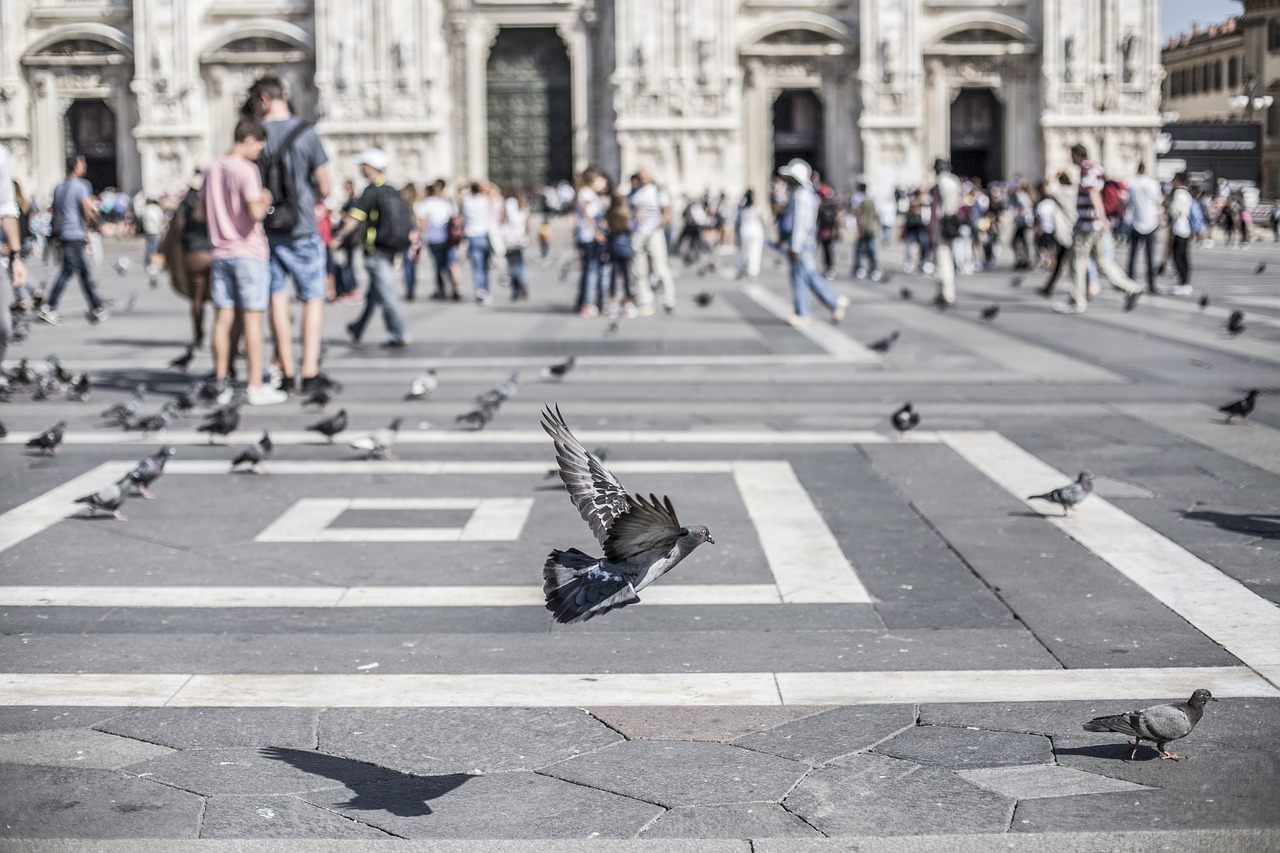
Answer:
[
  {"left": 210, "top": 256, "right": 270, "bottom": 311},
  {"left": 267, "top": 233, "right": 327, "bottom": 301}
]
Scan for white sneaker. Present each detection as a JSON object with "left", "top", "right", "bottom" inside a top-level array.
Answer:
[
  {"left": 787, "top": 315, "right": 811, "bottom": 328},
  {"left": 831, "top": 295, "right": 851, "bottom": 324},
  {"left": 38, "top": 305, "right": 60, "bottom": 326},
  {"left": 1053, "top": 301, "right": 1086, "bottom": 314},
  {"left": 1170, "top": 284, "right": 1194, "bottom": 297},
  {"left": 246, "top": 385, "right": 288, "bottom": 406},
  {"left": 854, "top": 269, "right": 867, "bottom": 280},
  {"left": 870, "top": 270, "right": 883, "bottom": 282}
]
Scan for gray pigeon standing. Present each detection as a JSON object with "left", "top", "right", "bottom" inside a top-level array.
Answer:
[
  {"left": 231, "top": 431, "right": 273, "bottom": 474},
  {"left": 101, "top": 384, "right": 147, "bottom": 425},
  {"left": 541, "top": 405, "right": 715, "bottom": 624},
  {"left": 26, "top": 420, "right": 68, "bottom": 455},
  {"left": 75, "top": 475, "right": 134, "bottom": 521},
  {"left": 478, "top": 371, "right": 519, "bottom": 404},
  {"left": 307, "top": 409, "right": 348, "bottom": 443},
  {"left": 129, "top": 446, "right": 176, "bottom": 498},
  {"left": 867, "top": 331, "right": 900, "bottom": 354},
  {"left": 1219, "top": 389, "right": 1259, "bottom": 424},
  {"left": 541, "top": 355, "right": 577, "bottom": 381},
  {"left": 892, "top": 402, "right": 920, "bottom": 434},
  {"left": 1084, "top": 689, "right": 1216, "bottom": 760},
  {"left": 406, "top": 370, "right": 439, "bottom": 400},
  {"left": 1028, "top": 471, "right": 1094, "bottom": 516},
  {"left": 350, "top": 418, "right": 402, "bottom": 459}
]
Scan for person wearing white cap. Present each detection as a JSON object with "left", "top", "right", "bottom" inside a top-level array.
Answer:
[
  {"left": 777, "top": 158, "right": 850, "bottom": 327},
  {"left": 330, "top": 148, "right": 410, "bottom": 348}
]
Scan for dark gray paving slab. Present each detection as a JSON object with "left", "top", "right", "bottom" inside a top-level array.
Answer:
[
  {"left": 875, "top": 725, "right": 1053, "bottom": 770},
  {"left": 734, "top": 705, "right": 915, "bottom": 765},
  {"left": 541, "top": 741, "right": 809, "bottom": 807},
  {"left": 586, "top": 706, "right": 833, "bottom": 743},
  {"left": 318, "top": 707, "right": 622, "bottom": 774},
  {"left": 1012, "top": 788, "right": 1280, "bottom": 832},
  {"left": 300, "top": 769, "right": 663, "bottom": 839},
  {"left": 783, "top": 752, "right": 1014, "bottom": 836},
  {"left": 97, "top": 708, "right": 316, "bottom": 750},
  {"left": 642, "top": 804, "right": 823, "bottom": 839},
  {"left": 0, "top": 707, "right": 123, "bottom": 734},
  {"left": 0, "top": 727, "right": 176, "bottom": 769},
  {"left": 199, "top": 794, "right": 392, "bottom": 839},
  {"left": 0, "top": 763, "right": 203, "bottom": 839},
  {"left": 128, "top": 747, "right": 395, "bottom": 796}
]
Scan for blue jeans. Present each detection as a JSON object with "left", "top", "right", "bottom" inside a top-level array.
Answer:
[
  {"left": 267, "top": 233, "right": 327, "bottom": 301},
  {"left": 468, "top": 235, "right": 492, "bottom": 297},
  {"left": 402, "top": 248, "right": 417, "bottom": 298},
  {"left": 576, "top": 240, "right": 604, "bottom": 309},
  {"left": 853, "top": 236, "right": 879, "bottom": 275},
  {"left": 334, "top": 249, "right": 357, "bottom": 297},
  {"left": 506, "top": 250, "right": 527, "bottom": 299},
  {"left": 47, "top": 240, "right": 104, "bottom": 312},
  {"left": 789, "top": 247, "right": 841, "bottom": 317},
  {"left": 351, "top": 250, "right": 408, "bottom": 342},
  {"left": 903, "top": 229, "right": 931, "bottom": 268},
  {"left": 428, "top": 242, "right": 456, "bottom": 297}
]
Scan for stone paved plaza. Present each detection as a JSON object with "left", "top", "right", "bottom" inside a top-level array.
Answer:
[{"left": 1, "top": 232, "right": 1279, "bottom": 851}]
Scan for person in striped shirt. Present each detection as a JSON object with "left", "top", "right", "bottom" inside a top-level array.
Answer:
[{"left": 1055, "top": 143, "right": 1140, "bottom": 315}]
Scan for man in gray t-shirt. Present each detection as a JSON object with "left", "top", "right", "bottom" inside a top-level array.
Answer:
[{"left": 41, "top": 154, "right": 108, "bottom": 326}]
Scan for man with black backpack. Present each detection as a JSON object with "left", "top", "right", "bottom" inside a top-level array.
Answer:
[
  {"left": 244, "top": 75, "right": 331, "bottom": 393},
  {"left": 329, "top": 149, "right": 412, "bottom": 349}
]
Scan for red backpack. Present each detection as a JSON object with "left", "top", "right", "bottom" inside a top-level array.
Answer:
[{"left": 1100, "top": 179, "right": 1127, "bottom": 219}]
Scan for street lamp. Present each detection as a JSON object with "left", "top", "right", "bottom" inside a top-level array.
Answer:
[{"left": 1230, "top": 74, "right": 1274, "bottom": 117}]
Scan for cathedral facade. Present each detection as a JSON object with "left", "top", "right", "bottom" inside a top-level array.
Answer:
[{"left": 1, "top": 0, "right": 1162, "bottom": 202}]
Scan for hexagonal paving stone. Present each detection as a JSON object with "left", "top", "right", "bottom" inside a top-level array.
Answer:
[
  {"left": 0, "top": 763, "right": 202, "bottom": 839},
  {"left": 734, "top": 705, "right": 915, "bottom": 764},
  {"left": 958, "top": 764, "right": 1152, "bottom": 799},
  {"left": 318, "top": 706, "right": 622, "bottom": 774},
  {"left": 784, "top": 752, "right": 1014, "bottom": 836},
  {"left": 301, "top": 769, "right": 662, "bottom": 839},
  {"left": 642, "top": 804, "right": 822, "bottom": 839},
  {"left": 0, "top": 707, "right": 121, "bottom": 734},
  {"left": 586, "top": 706, "right": 832, "bottom": 743},
  {"left": 201, "top": 794, "right": 405, "bottom": 839},
  {"left": 98, "top": 707, "right": 316, "bottom": 750},
  {"left": 0, "top": 728, "right": 175, "bottom": 769},
  {"left": 875, "top": 725, "right": 1053, "bottom": 770},
  {"left": 541, "top": 740, "right": 809, "bottom": 808},
  {"left": 126, "top": 747, "right": 396, "bottom": 797}
]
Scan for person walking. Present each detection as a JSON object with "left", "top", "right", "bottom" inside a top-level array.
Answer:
[
  {"left": 603, "top": 188, "right": 637, "bottom": 317},
  {"left": 332, "top": 149, "right": 411, "bottom": 348},
  {"left": 573, "top": 167, "right": 607, "bottom": 316},
  {"left": 1054, "top": 143, "right": 1141, "bottom": 315},
  {"left": 462, "top": 180, "right": 498, "bottom": 305},
  {"left": 1125, "top": 162, "right": 1162, "bottom": 293},
  {"left": 417, "top": 180, "right": 458, "bottom": 301},
  {"left": 1167, "top": 171, "right": 1195, "bottom": 295},
  {"left": 1037, "top": 173, "right": 1076, "bottom": 297},
  {"left": 628, "top": 167, "right": 677, "bottom": 315},
  {"left": 929, "top": 158, "right": 962, "bottom": 308},
  {"left": 39, "top": 154, "right": 109, "bottom": 326},
  {"left": 244, "top": 75, "right": 331, "bottom": 393},
  {"left": 200, "top": 117, "right": 287, "bottom": 405},
  {"left": 735, "top": 189, "right": 765, "bottom": 280},
  {"left": 777, "top": 158, "right": 850, "bottom": 327},
  {"left": 851, "top": 182, "right": 882, "bottom": 280},
  {"left": 1, "top": 142, "right": 29, "bottom": 365},
  {"left": 501, "top": 188, "right": 531, "bottom": 302}
]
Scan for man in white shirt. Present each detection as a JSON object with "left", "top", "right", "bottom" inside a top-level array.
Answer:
[
  {"left": 628, "top": 167, "right": 677, "bottom": 315},
  {"left": 1167, "top": 171, "right": 1195, "bottom": 295},
  {"left": 1125, "top": 162, "right": 1163, "bottom": 293}
]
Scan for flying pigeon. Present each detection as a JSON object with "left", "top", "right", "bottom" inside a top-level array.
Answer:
[
  {"left": 169, "top": 346, "right": 195, "bottom": 372},
  {"left": 891, "top": 402, "right": 920, "bottom": 434},
  {"left": 350, "top": 418, "right": 402, "bottom": 460},
  {"left": 1255, "top": 263, "right": 1267, "bottom": 275},
  {"left": 230, "top": 431, "right": 273, "bottom": 474},
  {"left": 694, "top": 291, "right": 714, "bottom": 308},
  {"left": 540, "top": 405, "right": 715, "bottom": 624},
  {"left": 75, "top": 476, "right": 134, "bottom": 521},
  {"left": 405, "top": 370, "right": 438, "bottom": 401},
  {"left": 26, "top": 420, "right": 67, "bottom": 455},
  {"left": 1010, "top": 275, "right": 1023, "bottom": 288},
  {"left": 102, "top": 384, "right": 147, "bottom": 425},
  {"left": 899, "top": 287, "right": 913, "bottom": 301},
  {"left": 129, "top": 446, "right": 176, "bottom": 499},
  {"left": 867, "top": 331, "right": 900, "bottom": 354},
  {"left": 546, "top": 446, "right": 608, "bottom": 479},
  {"left": 307, "top": 409, "right": 348, "bottom": 443},
  {"left": 477, "top": 371, "right": 519, "bottom": 405},
  {"left": 197, "top": 401, "right": 241, "bottom": 444},
  {"left": 1199, "top": 294, "right": 1210, "bottom": 311},
  {"left": 456, "top": 401, "right": 499, "bottom": 430},
  {"left": 1219, "top": 389, "right": 1259, "bottom": 424},
  {"left": 980, "top": 305, "right": 1000, "bottom": 321},
  {"left": 1226, "top": 310, "right": 1246, "bottom": 337},
  {"left": 1028, "top": 471, "right": 1094, "bottom": 516},
  {"left": 1084, "top": 689, "right": 1216, "bottom": 760},
  {"left": 541, "top": 355, "right": 577, "bottom": 381}
]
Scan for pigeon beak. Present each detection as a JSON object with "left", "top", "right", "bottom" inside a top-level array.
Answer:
[{"left": 707, "top": 535, "right": 716, "bottom": 545}]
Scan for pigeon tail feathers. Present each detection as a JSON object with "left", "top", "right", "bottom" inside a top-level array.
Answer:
[{"left": 543, "top": 548, "right": 640, "bottom": 624}]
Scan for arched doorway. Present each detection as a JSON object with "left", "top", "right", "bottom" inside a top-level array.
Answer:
[
  {"left": 66, "top": 99, "right": 118, "bottom": 191},
  {"left": 486, "top": 28, "right": 573, "bottom": 190},
  {"left": 772, "top": 90, "right": 824, "bottom": 177},
  {"left": 950, "top": 89, "right": 1003, "bottom": 184}
]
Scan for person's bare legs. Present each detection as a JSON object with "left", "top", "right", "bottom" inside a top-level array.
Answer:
[
  {"left": 299, "top": 298, "right": 323, "bottom": 378},
  {"left": 212, "top": 306, "right": 236, "bottom": 384},
  {"left": 268, "top": 290, "right": 296, "bottom": 381},
  {"left": 243, "top": 309, "right": 267, "bottom": 392}
]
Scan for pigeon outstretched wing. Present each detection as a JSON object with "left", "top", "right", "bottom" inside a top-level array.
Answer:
[
  {"left": 603, "top": 492, "right": 684, "bottom": 564},
  {"left": 541, "top": 405, "right": 631, "bottom": 547}
]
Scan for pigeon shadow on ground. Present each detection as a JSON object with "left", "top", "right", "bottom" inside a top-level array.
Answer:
[
  {"left": 259, "top": 747, "right": 473, "bottom": 817},
  {"left": 1056, "top": 743, "right": 1162, "bottom": 762},
  {"left": 1007, "top": 510, "right": 1058, "bottom": 519},
  {"left": 1181, "top": 510, "right": 1280, "bottom": 540}
]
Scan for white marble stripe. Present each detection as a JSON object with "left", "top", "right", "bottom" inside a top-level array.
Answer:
[
  {"left": 0, "top": 584, "right": 786, "bottom": 609},
  {"left": 175, "top": 461, "right": 738, "bottom": 475},
  {"left": 1115, "top": 403, "right": 1280, "bottom": 479},
  {"left": 253, "top": 499, "right": 349, "bottom": 542},
  {"left": 743, "top": 283, "right": 882, "bottom": 363},
  {"left": 940, "top": 431, "right": 1280, "bottom": 677},
  {"left": 733, "top": 461, "right": 871, "bottom": 604},
  {"left": 253, "top": 498, "right": 534, "bottom": 543},
  {"left": 459, "top": 497, "right": 534, "bottom": 541},
  {"left": 0, "top": 462, "right": 135, "bottom": 554},
  {"left": 0, "top": 430, "right": 927, "bottom": 446},
  {"left": 0, "top": 667, "right": 1273, "bottom": 708}
]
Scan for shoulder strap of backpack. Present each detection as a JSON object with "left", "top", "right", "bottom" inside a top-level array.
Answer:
[{"left": 272, "top": 122, "right": 312, "bottom": 167}]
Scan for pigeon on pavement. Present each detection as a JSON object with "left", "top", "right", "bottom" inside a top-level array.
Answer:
[
  {"left": 168, "top": 347, "right": 195, "bottom": 372},
  {"left": 1219, "top": 389, "right": 1259, "bottom": 424},
  {"left": 899, "top": 287, "right": 913, "bottom": 301},
  {"left": 307, "top": 409, "right": 348, "bottom": 443},
  {"left": 351, "top": 418, "right": 402, "bottom": 459},
  {"left": 456, "top": 401, "right": 499, "bottom": 430},
  {"left": 1084, "top": 689, "right": 1216, "bottom": 760},
  {"left": 892, "top": 402, "right": 920, "bottom": 434},
  {"left": 694, "top": 291, "right": 714, "bottom": 307},
  {"left": 301, "top": 384, "right": 337, "bottom": 409},
  {"left": 1227, "top": 310, "right": 1246, "bottom": 337},
  {"left": 1010, "top": 275, "right": 1023, "bottom": 288},
  {"left": 1255, "top": 263, "right": 1267, "bottom": 275},
  {"left": 75, "top": 475, "right": 133, "bottom": 521},
  {"left": 406, "top": 370, "right": 439, "bottom": 400},
  {"left": 67, "top": 374, "right": 92, "bottom": 402},
  {"left": 980, "top": 305, "right": 1000, "bottom": 321},
  {"left": 477, "top": 371, "right": 519, "bottom": 404},
  {"left": 1199, "top": 294, "right": 1209, "bottom": 311},
  {"left": 541, "top": 355, "right": 577, "bottom": 381},
  {"left": 26, "top": 420, "right": 67, "bottom": 455},
  {"left": 1028, "top": 471, "right": 1094, "bottom": 516},
  {"left": 867, "top": 331, "right": 900, "bottom": 353},
  {"left": 231, "top": 431, "right": 273, "bottom": 473},
  {"left": 540, "top": 405, "right": 715, "bottom": 624},
  {"left": 101, "top": 384, "right": 147, "bottom": 425},
  {"left": 197, "top": 400, "right": 242, "bottom": 444},
  {"left": 129, "top": 446, "right": 176, "bottom": 498},
  {"left": 127, "top": 402, "right": 178, "bottom": 434}
]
